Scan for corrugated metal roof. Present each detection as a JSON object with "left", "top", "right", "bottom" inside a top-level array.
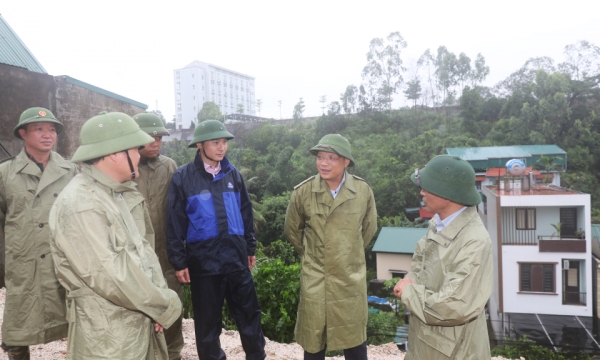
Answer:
[
  {"left": 0, "top": 14, "right": 46, "bottom": 73},
  {"left": 372, "top": 227, "right": 427, "bottom": 254},
  {"left": 60, "top": 76, "right": 148, "bottom": 109},
  {"left": 445, "top": 145, "right": 567, "bottom": 170}
]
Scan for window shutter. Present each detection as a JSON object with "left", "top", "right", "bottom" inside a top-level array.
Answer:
[
  {"left": 543, "top": 264, "right": 554, "bottom": 292},
  {"left": 521, "top": 264, "right": 531, "bottom": 291}
]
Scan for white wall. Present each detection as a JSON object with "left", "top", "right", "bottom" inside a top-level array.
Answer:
[{"left": 502, "top": 245, "right": 592, "bottom": 317}]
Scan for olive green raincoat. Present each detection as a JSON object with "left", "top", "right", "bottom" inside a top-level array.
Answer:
[
  {"left": 402, "top": 206, "right": 493, "bottom": 360},
  {"left": 0, "top": 149, "right": 77, "bottom": 345},
  {"left": 134, "top": 154, "right": 184, "bottom": 359},
  {"left": 49, "top": 164, "right": 182, "bottom": 360},
  {"left": 284, "top": 173, "right": 377, "bottom": 353}
]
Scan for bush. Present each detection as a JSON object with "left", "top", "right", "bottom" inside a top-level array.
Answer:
[
  {"left": 252, "top": 258, "right": 301, "bottom": 343},
  {"left": 492, "top": 336, "right": 593, "bottom": 360},
  {"left": 367, "top": 310, "right": 403, "bottom": 345}
]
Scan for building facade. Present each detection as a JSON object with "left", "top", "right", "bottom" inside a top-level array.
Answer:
[{"left": 173, "top": 60, "right": 255, "bottom": 129}]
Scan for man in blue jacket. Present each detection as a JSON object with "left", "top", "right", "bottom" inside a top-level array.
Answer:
[{"left": 166, "top": 120, "right": 266, "bottom": 360}]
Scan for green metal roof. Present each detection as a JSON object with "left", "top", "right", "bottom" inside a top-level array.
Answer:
[
  {"left": 372, "top": 227, "right": 427, "bottom": 254},
  {"left": 445, "top": 145, "right": 567, "bottom": 170},
  {"left": 0, "top": 14, "right": 46, "bottom": 73},
  {"left": 61, "top": 76, "right": 148, "bottom": 109}
]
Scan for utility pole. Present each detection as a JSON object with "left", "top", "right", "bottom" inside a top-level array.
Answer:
[{"left": 278, "top": 100, "right": 282, "bottom": 119}]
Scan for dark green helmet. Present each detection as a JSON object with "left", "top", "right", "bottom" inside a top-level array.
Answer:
[
  {"left": 310, "top": 134, "right": 355, "bottom": 167},
  {"left": 71, "top": 112, "right": 154, "bottom": 162},
  {"left": 410, "top": 155, "right": 481, "bottom": 206},
  {"left": 13, "top": 107, "right": 64, "bottom": 139},
  {"left": 133, "top": 112, "right": 170, "bottom": 136},
  {"left": 188, "top": 120, "right": 234, "bottom": 148}
]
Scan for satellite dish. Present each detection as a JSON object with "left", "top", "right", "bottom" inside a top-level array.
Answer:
[{"left": 506, "top": 159, "right": 526, "bottom": 176}]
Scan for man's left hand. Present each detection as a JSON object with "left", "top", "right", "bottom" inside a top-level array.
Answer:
[
  {"left": 394, "top": 277, "right": 415, "bottom": 299},
  {"left": 248, "top": 256, "right": 256, "bottom": 270}
]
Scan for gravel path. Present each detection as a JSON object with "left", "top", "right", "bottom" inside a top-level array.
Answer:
[{"left": 0, "top": 288, "right": 512, "bottom": 359}]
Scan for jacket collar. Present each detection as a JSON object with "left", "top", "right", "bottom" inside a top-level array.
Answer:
[
  {"left": 427, "top": 206, "right": 478, "bottom": 246},
  {"left": 15, "top": 149, "right": 72, "bottom": 196},
  {"left": 140, "top": 155, "right": 161, "bottom": 170},
  {"left": 310, "top": 171, "right": 357, "bottom": 194},
  {"left": 81, "top": 164, "right": 138, "bottom": 194},
  {"left": 193, "top": 150, "right": 233, "bottom": 181}
]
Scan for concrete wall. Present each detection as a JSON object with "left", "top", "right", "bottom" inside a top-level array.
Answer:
[
  {"left": 0, "top": 63, "right": 56, "bottom": 159},
  {"left": 54, "top": 76, "right": 146, "bottom": 158}
]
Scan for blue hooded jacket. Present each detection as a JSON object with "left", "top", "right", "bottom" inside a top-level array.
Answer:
[{"left": 166, "top": 152, "right": 256, "bottom": 276}]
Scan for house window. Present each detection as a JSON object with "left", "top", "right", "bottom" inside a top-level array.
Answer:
[
  {"left": 519, "top": 262, "right": 555, "bottom": 293},
  {"left": 516, "top": 208, "right": 536, "bottom": 230},
  {"left": 176, "top": 71, "right": 180, "bottom": 79},
  {"left": 177, "top": 93, "right": 181, "bottom": 101},
  {"left": 177, "top": 103, "right": 181, "bottom": 110},
  {"left": 176, "top": 82, "right": 180, "bottom": 90},
  {"left": 389, "top": 270, "right": 407, "bottom": 279}
]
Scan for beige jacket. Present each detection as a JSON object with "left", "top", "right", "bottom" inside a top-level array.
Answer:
[
  {"left": 0, "top": 149, "right": 77, "bottom": 345},
  {"left": 284, "top": 173, "right": 378, "bottom": 352},
  {"left": 402, "top": 206, "right": 493, "bottom": 360},
  {"left": 49, "top": 164, "right": 181, "bottom": 359}
]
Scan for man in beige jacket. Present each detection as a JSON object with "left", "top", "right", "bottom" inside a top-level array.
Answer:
[
  {"left": 49, "top": 112, "right": 181, "bottom": 359},
  {"left": 133, "top": 112, "right": 183, "bottom": 360},
  {"left": 0, "top": 107, "right": 77, "bottom": 360},
  {"left": 394, "top": 155, "right": 493, "bottom": 360}
]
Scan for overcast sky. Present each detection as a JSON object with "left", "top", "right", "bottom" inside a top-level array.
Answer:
[{"left": 2, "top": 0, "right": 599, "bottom": 120}]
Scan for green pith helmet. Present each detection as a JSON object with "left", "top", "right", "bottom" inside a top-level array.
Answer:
[
  {"left": 71, "top": 112, "right": 154, "bottom": 163},
  {"left": 133, "top": 112, "right": 170, "bottom": 136},
  {"left": 13, "top": 107, "right": 64, "bottom": 139},
  {"left": 188, "top": 120, "right": 234, "bottom": 148},
  {"left": 410, "top": 155, "right": 481, "bottom": 206},
  {"left": 309, "top": 134, "right": 355, "bottom": 167}
]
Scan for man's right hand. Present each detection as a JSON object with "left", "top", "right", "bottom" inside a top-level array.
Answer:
[{"left": 175, "top": 268, "right": 190, "bottom": 284}]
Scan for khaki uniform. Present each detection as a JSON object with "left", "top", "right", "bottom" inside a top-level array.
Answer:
[
  {"left": 49, "top": 164, "right": 181, "bottom": 359},
  {"left": 0, "top": 150, "right": 77, "bottom": 345},
  {"left": 284, "top": 173, "right": 377, "bottom": 353},
  {"left": 402, "top": 206, "right": 493, "bottom": 360},
  {"left": 134, "top": 155, "right": 183, "bottom": 359}
]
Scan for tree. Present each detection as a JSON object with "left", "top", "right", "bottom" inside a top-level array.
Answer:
[
  {"left": 362, "top": 31, "right": 407, "bottom": 110},
  {"left": 340, "top": 85, "right": 358, "bottom": 114},
  {"left": 293, "top": 98, "right": 305, "bottom": 120},
  {"left": 404, "top": 77, "right": 422, "bottom": 135},
  {"left": 150, "top": 110, "right": 167, "bottom": 127},
  {"left": 327, "top": 101, "right": 341, "bottom": 116},
  {"left": 319, "top": 95, "right": 327, "bottom": 114},
  {"left": 435, "top": 46, "right": 458, "bottom": 106},
  {"left": 197, "top": 101, "right": 223, "bottom": 123},
  {"left": 470, "top": 53, "right": 490, "bottom": 86},
  {"left": 255, "top": 99, "right": 262, "bottom": 115},
  {"left": 236, "top": 103, "right": 245, "bottom": 114}
]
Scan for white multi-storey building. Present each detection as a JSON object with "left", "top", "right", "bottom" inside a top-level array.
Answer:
[{"left": 173, "top": 60, "right": 255, "bottom": 129}]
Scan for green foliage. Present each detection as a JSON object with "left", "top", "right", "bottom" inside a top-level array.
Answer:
[
  {"left": 366, "top": 311, "right": 403, "bottom": 345},
  {"left": 255, "top": 192, "right": 291, "bottom": 246},
  {"left": 197, "top": 101, "right": 223, "bottom": 122},
  {"left": 252, "top": 258, "right": 301, "bottom": 343},
  {"left": 491, "top": 336, "right": 593, "bottom": 360},
  {"left": 293, "top": 98, "right": 305, "bottom": 120},
  {"left": 161, "top": 138, "right": 196, "bottom": 166},
  {"left": 263, "top": 239, "right": 299, "bottom": 266}
]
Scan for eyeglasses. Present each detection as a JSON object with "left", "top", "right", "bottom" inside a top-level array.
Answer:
[
  {"left": 414, "top": 168, "right": 421, "bottom": 187},
  {"left": 316, "top": 154, "right": 341, "bottom": 163}
]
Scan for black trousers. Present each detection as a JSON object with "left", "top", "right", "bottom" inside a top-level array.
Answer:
[
  {"left": 303, "top": 342, "right": 368, "bottom": 360},
  {"left": 190, "top": 270, "right": 266, "bottom": 360}
]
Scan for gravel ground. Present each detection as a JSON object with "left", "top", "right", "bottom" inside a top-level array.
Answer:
[{"left": 0, "top": 288, "right": 513, "bottom": 359}]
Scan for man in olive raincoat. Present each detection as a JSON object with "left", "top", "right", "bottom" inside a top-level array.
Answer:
[
  {"left": 284, "top": 134, "right": 377, "bottom": 360},
  {"left": 394, "top": 155, "right": 493, "bottom": 360},
  {"left": 133, "top": 112, "right": 183, "bottom": 360},
  {"left": 49, "top": 112, "right": 182, "bottom": 360},
  {"left": 0, "top": 107, "right": 77, "bottom": 360}
]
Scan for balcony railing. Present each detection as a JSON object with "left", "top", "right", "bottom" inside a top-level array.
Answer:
[
  {"left": 538, "top": 235, "right": 586, "bottom": 253},
  {"left": 563, "top": 292, "right": 586, "bottom": 305}
]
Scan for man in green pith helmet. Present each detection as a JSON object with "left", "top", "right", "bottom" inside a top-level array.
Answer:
[
  {"left": 284, "top": 134, "right": 377, "bottom": 360},
  {"left": 0, "top": 107, "right": 77, "bottom": 360},
  {"left": 167, "top": 119, "right": 266, "bottom": 360},
  {"left": 394, "top": 155, "right": 493, "bottom": 360},
  {"left": 133, "top": 112, "right": 183, "bottom": 360},
  {"left": 49, "top": 111, "right": 182, "bottom": 359}
]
